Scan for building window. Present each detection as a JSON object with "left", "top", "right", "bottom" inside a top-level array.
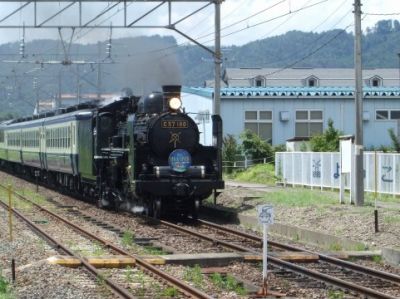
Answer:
[
  {"left": 295, "top": 110, "right": 323, "bottom": 137},
  {"left": 253, "top": 76, "right": 265, "bottom": 87},
  {"left": 305, "top": 76, "right": 319, "bottom": 87},
  {"left": 370, "top": 76, "right": 382, "bottom": 87},
  {"left": 376, "top": 110, "right": 400, "bottom": 120},
  {"left": 244, "top": 110, "right": 273, "bottom": 143}
]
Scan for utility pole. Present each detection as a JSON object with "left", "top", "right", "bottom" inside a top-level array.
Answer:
[
  {"left": 33, "top": 77, "right": 39, "bottom": 114},
  {"left": 397, "top": 52, "right": 400, "bottom": 87},
  {"left": 57, "top": 70, "right": 62, "bottom": 109},
  {"left": 354, "top": 0, "right": 364, "bottom": 206},
  {"left": 213, "top": 0, "right": 222, "bottom": 116},
  {"left": 97, "top": 42, "right": 102, "bottom": 100},
  {"left": 76, "top": 65, "right": 80, "bottom": 104}
]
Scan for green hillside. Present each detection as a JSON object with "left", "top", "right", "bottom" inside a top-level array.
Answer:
[{"left": 0, "top": 19, "right": 399, "bottom": 117}]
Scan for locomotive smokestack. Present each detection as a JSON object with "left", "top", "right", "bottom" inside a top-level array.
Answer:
[{"left": 162, "top": 85, "right": 181, "bottom": 111}]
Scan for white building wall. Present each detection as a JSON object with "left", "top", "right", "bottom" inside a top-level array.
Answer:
[{"left": 221, "top": 97, "right": 399, "bottom": 148}]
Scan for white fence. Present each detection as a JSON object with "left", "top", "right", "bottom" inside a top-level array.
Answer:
[{"left": 275, "top": 152, "right": 400, "bottom": 195}]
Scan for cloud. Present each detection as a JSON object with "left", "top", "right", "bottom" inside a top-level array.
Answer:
[{"left": 0, "top": 0, "right": 398, "bottom": 46}]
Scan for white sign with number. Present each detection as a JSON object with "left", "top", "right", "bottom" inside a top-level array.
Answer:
[{"left": 257, "top": 205, "right": 274, "bottom": 225}]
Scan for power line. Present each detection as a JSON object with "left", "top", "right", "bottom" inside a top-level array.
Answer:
[
  {"left": 119, "top": 0, "right": 330, "bottom": 61},
  {"left": 221, "top": 0, "right": 329, "bottom": 40},
  {"left": 264, "top": 14, "right": 368, "bottom": 78},
  {"left": 265, "top": 8, "right": 352, "bottom": 67},
  {"left": 364, "top": 12, "right": 400, "bottom": 16}
]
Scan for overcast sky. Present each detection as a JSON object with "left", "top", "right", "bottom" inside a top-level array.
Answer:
[{"left": 0, "top": 0, "right": 398, "bottom": 48}]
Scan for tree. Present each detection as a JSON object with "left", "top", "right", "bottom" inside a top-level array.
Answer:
[
  {"left": 310, "top": 119, "right": 341, "bottom": 152},
  {"left": 239, "top": 130, "right": 273, "bottom": 160},
  {"left": 222, "top": 134, "right": 239, "bottom": 173},
  {"left": 388, "top": 128, "right": 400, "bottom": 152},
  {"left": 374, "top": 20, "right": 394, "bottom": 34}
]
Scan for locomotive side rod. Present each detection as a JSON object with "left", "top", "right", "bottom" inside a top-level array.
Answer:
[{"left": 1, "top": 185, "right": 213, "bottom": 299}]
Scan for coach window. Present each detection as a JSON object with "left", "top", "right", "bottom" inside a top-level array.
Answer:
[
  {"left": 244, "top": 110, "right": 273, "bottom": 143},
  {"left": 0, "top": 131, "right": 4, "bottom": 143},
  {"left": 295, "top": 110, "right": 323, "bottom": 137}
]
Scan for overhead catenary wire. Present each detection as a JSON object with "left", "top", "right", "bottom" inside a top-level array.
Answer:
[
  {"left": 364, "top": 12, "right": 400, "bottom": 16},
  {"left": 148, "top": 0, "right": 331, "bottom": 64},
  {"left": 263, "top": 13, "right": 368, "bottom": 78}
]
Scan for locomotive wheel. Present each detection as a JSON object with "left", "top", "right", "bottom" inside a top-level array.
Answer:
[
  {"left": 144, "top": 201, "right": 153, "bottom": 217},
  {"left": 153, "top": 199, "right": 161, "bottom": 219},
  {"left": 191, "top": 199, "right": 200, "bottom": 220}
]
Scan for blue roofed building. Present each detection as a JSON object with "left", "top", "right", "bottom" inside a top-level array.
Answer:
[{"left": 185, "top": 67, "right": 400, "bottom": 148}]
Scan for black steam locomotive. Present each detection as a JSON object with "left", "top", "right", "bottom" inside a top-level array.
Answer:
[{"left": 0, "top": 85, "right": 224, "bottom": 218}]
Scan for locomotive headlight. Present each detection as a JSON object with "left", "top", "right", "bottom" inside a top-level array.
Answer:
[{"left": 168, "top": 97, "right": 182, "bottom": 110}]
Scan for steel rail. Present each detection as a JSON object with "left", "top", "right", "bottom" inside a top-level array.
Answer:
[
  {"left": 198, "top": 218, "right": 400, "bottom": 285},
  {"left": 0, "top": 185, "right": 212, "bottom": 299},
  {"left": 159, "top": 219, "right": 258, "bottom": 253},
  {"left": 158, "top": 218, "right": 399, "bottom": 299},
  {"left": 0, "top": 199, "right": 135, "bottom": 299}
]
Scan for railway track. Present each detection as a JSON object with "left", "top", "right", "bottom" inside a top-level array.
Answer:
[
  {"left": 175, "top": 218, "right": 400, "bottom": 299},
  {"left": 0, "top": 184, "right": 212, "bottom": 299},
  {"left": 2, "top": 172, "right": 400, "bottom": 298}
]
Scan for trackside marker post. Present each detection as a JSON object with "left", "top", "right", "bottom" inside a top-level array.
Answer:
[
  {"left": 8, "top": 184, "right": 15, "bottom": 282},
  {"left": 256, "top": 204, "right": 280, "bottom": 297},
  {"left": 8, "top": 184, "right": 13, "bottom": 242}
]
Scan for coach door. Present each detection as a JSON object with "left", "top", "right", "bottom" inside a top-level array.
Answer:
[
  {"left": 39, "top": 125, "right": 47, "bottom": 169},
  {"left": 71, "top": 122, "right": 78, "bottom": 175}
]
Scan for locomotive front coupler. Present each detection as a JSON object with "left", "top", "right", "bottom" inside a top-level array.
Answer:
[{"left": 173, "top": 182, "right": 190, "bottom": 197}]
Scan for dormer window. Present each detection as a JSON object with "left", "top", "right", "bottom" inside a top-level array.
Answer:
[
  {"left": 370, "top": 76, "right": 382, "bottom": 87},
  {"left": 305, "top": 75, "right": 319, "bottom": 87},
  {"left": 253, "top": 76, "right": 265, "bottom": 87}
]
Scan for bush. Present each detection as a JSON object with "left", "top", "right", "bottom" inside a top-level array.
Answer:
[
  {"left": 310, "top": 119, "right": 341, "bottom": 152},
  {"left": 222, "top": 134, "right": 239, "bottom": 174},
  {"left": 239, "top": 130, "right": 273, "bottom": 160},
  {"left": 388, "top": 128, "right": 400, "bottom": 152}
]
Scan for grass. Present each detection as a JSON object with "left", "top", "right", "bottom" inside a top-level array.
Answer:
[
  {"left": 372, "top": 255, "right": 383, "bottom": 263},
  {"left": 328, "top": 242, "right": 343, "bottom": 251},
  {"left": 183, "top": 265, "right": 203, "bottom": 288},
  {"left": 121, "top": 231, "right": 135, "bottom": 247},
  {"left": 328, "top": 289, "right": 344, "bottom": 299},
  {"left": 352, "top": 243, "right": 367, "bottom": 251},
  {"left": 92, "top": 243, "right": 106, "bottom": 256},
  {"left": 124, "top": 266, "right": 133, "bottom": 283},
  {"left": 224, "top": 163, "right": 277, "bottom": 185},
  {"left": 383, "top": 215, "right": 400, "bottom": 224},
  {"left": 162, "top": 287, "right": 178, "bottom": 297},
  {"left": 0, "top": 273, "right": 9, "bottom": 295},
  {"left": 142, "top": 246, "right": 166, "bottom": 255},
  {"left": 259, "top": 188, "right": 338, "bottom": 207},
  {"left": 209, "top": 273, "right": 247, "bottom": 295}
]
